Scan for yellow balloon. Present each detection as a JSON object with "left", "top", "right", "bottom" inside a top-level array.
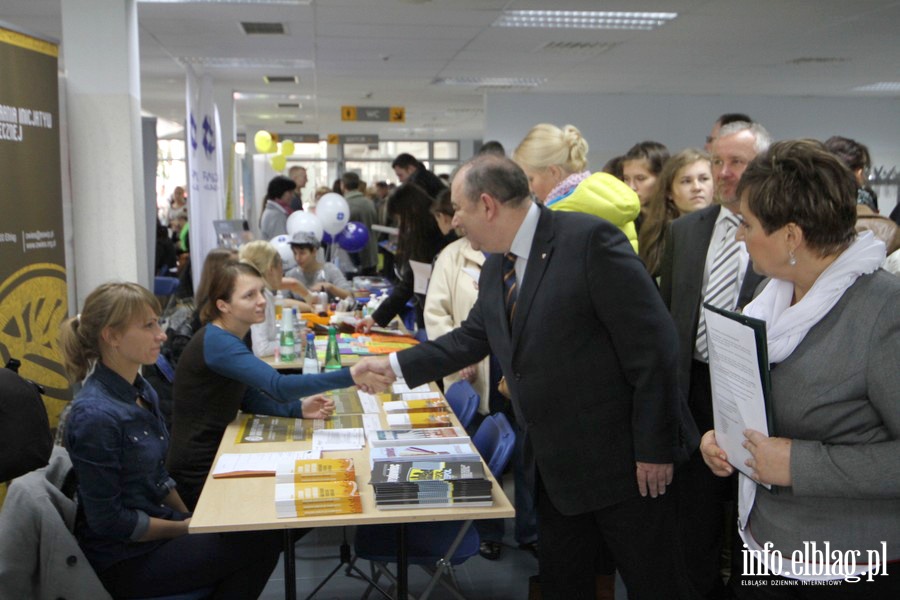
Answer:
[
  {"left": 253, "top": 130, "right": 272, "bottom": 153},
  {"left": 271, "top": 155, "right": 287, "bottom": 172},
  {"left": 268, "top": 139, "right": 278, "bottom": 154},
  {"left": 281, "top": 139, "right": 295, "bottom": 156}
]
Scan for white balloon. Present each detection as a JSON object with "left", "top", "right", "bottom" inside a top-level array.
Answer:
[
  {"left": 286, "top": 211, "right": 324, "bottom": 241},
  {"left": 269, "top": 235, "right": 296, "bottom": 270},
  {"left": 317, "top": 193, "right": 350, "bottom": 235}
]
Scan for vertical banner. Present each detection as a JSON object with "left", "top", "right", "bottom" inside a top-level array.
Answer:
[
  {"left": 185, "top": 67, "right": 224, "bottom": 292},
  {"left": 0, "top": 25, "right": 70, "bottom": 427}
]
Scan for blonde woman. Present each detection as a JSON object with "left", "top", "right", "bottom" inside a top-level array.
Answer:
[
  {"left": 60, "top": 282, "right": 281, "bottom": 598},
  {"left": 237, "top": 240, "right": 311, "bottom": 357},
  {"left": 513, "top": 123, "right": 640, "bottom": 252},
  {"left": 638, "top": 149, "right": 714, "bottom": 277}
]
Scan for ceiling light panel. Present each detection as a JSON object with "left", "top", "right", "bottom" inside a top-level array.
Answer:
[
  {"left": 851, "top": 82, "right": 900, "bottom": 92},
  {"left": 493, "top": 10, "right": 677, "bottom": 31},
  {"left": 139, "top": 0, "right": 310, "bottom": 5},
  {"left": 179, "top": 57, "right": 313, "bottom": 69},
  {"left": 433, "top": 77, "right": 546, "bottom": 88}
]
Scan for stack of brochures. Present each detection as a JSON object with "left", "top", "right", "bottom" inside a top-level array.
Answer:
[
  {"left": 275, "top": 480, "right": 362, "bottom": 518},
  {"left": 274, "top": 458, "right": 356, "bottom": 483},
  {"left": 367, "top": 426, "right": 469, "bottom": 447},
  {"left": 369, "top": 459, "right": 493, "bottom": 509},
  {"left": 369, "top": 443, "right": 480, "bottom": 465},
  {"left": 274, "top": 459, "right": 361, "bottom": 518}
]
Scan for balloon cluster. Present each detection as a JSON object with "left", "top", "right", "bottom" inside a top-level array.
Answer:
[
  {"left": 279, "top": 193, "right": 370, "bottom": 254},
  {"left": 253, "top": 129, "right": 296, "bottom": 172}
]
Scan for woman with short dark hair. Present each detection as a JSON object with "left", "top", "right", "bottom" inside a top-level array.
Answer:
[{"left": 700, "top": 139, "right": 899, "bottom": 595}]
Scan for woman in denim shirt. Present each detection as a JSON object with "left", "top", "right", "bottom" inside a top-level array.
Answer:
[{"left": 61, "top": 282, "right": 280, "bottom": 598}]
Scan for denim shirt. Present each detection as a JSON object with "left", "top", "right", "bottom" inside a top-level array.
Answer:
[{"left": 65, "top": 362, "right": 186, "bottom": 572}]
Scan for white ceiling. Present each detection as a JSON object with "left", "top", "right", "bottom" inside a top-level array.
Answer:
[{"left": 4, "top": 0, "right": 900, "bottom": 140}]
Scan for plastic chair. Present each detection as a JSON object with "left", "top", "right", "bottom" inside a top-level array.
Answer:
[
  {"left": 352, "top": 414, "right": 516, "bottom": 600},
  {"left": 471, "top": 413, "right": 515, "bottom": 478},
  {"left": 154, "top": 276, "right": 180, "bottom": 296},
  {"left": 444, "top": 380, "right": 479, "bottom": 429}
]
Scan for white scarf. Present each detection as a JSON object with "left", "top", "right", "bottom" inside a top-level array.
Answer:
[
  {"left": 737, "top": 231, "right": 885, "bottom": 578},
  {"left": 742, "top": 231, "right": 886, "bottom": 363}
]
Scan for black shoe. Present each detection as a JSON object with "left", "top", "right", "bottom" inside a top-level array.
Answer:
[
  {"left": 479, "top": 540, "right": 502, "bottom": 560},
  {"left": 518, "top": 541, "right": 538, "bottom": 558}
]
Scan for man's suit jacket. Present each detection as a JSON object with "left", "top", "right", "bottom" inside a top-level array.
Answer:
[
  {"left": 398, "top": 205, "right": 698, "bottom": 515},
  {"left": 658, "top": 204, "right": 766, "bottom": 405}
]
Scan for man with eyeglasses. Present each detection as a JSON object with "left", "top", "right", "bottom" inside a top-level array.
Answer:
[{"left": 659, "top": 120, "right": 772, "bottom": 599}]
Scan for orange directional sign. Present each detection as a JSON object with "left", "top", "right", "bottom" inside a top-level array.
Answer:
[{"left": 341, "top": 105, "right": 405, "bottom": 122}]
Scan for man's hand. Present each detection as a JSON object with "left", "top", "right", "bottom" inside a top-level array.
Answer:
[
  {"left": 457, "top": 364, "right": 477, "bottom": 382},
  {"left": 635, "top": 462, "right": 673, "bottom": 498},
  {"left": 351, "top": 357, "right": 395, "bottom": 393},
  {"left": 301, "top": 394, "right": 335, "bottom": 419},
  {"left": 356, "top": 315, "right": 375, "bottom": 333}
]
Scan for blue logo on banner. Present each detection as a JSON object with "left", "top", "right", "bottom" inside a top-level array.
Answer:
[
  {"left": 201, "top": 116, "right": 215, "bottom": 157},
  {"left": 189, "top": 113, "right": 198, "bottom": 151}
]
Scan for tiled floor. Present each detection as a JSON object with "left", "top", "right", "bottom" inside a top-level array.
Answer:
[{"left": 259, "top": 524, "right": 539, "bottom": 600}]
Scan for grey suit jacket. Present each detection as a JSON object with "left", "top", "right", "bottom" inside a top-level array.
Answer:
[
  {"left": 750, "top": 270, "right": 900, "bottom": 560},
  {"left": 659, "top": 204, "right": 766, "bottom": 401},
  {"left": 398, "top": 205, "right": 698, "bottom": 515}
]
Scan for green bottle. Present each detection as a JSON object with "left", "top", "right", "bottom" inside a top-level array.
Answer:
[{"left": 324, "top": 326, "right": 342, "bottom": 370}]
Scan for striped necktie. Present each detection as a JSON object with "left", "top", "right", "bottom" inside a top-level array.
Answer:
[
  {"left": 696, "top": 214, "right": 741, "bottom": 361},
  {"left": 503, "top": 252, "right": 518, "bottom": 323}
]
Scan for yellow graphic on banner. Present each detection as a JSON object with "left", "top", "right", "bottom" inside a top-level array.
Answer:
[
  {"left": 0, "top": 27, "right": 59, "bottom": 58},
  {"left": 0, "top": 263, "right": 69, "bottom": 425},
  {"left": 341, "top": 106, "right": 358, "bottom": 121}
]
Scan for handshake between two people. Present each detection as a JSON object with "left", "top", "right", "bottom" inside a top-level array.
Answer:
[{"left": 349, "top": 356, "right": 397, "bottom": 394}]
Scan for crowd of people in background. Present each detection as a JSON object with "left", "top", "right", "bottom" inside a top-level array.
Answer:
[{"left": 18, "top": 114, "right": 900, "bottom": 600}]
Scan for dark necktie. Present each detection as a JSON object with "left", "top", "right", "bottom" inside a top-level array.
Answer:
[{"left": 503, "top": 252, "right": 518, "bottom": 323}]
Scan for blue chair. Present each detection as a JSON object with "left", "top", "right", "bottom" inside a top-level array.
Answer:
[
  {"left": 353, "top": 414, "right": 516, "bottom": 600},
  {"left": 154, "top": 276, "right": 180, "bottom": 296},
  {"left": 471, "top": 413, "right": 515, "bottom": 478},
  {"left": 444, "top": 380, "right": 479, "bottom": 429}
]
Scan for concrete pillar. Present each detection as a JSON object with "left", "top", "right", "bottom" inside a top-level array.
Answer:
[{"left": 61, "top": 0, "right": 147, "bottom": 307}]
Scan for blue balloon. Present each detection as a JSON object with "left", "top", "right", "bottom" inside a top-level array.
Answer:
[
  {"left": 321, "top": 231, "right": 333, "bottom": 245},
  {"left": 336, "top": 221, "right": 370, "bottom": 253}
]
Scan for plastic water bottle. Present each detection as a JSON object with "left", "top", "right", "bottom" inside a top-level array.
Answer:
[
  {"left": 280, "top": 307, "right": 296, "bottom": 362},
  {"left": 274, "top": 290, "right": 285, "bottom": 326},
  {"left": 303, "top": 332, "right": 319, "bottom": 373}
]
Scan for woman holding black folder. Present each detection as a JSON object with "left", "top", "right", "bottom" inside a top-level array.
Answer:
[{"left": 700, "top": 139, "right": 899, "bottom": 597}]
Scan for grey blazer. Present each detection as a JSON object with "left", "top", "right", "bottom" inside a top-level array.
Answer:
[{"left": 750, "top": 270, "right": 900, "bottom": 560}]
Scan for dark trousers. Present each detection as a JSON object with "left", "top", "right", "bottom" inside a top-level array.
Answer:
[
  {"left": 99, "top": 530, "right": 282, "bottom": 599},
  {"left": 536, "top": 475, "right": 681, "bottom": 600},
  {"left": 676, "top": 359, "right": 735, "bottom": 599}
]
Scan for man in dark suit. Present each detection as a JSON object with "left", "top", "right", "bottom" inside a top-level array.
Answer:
[
  {"left": 363, "top": 155, "right": 697, "bottom": 599},
  {"left": 658, "top": 121, "right": 771, "bottom": 599}
]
